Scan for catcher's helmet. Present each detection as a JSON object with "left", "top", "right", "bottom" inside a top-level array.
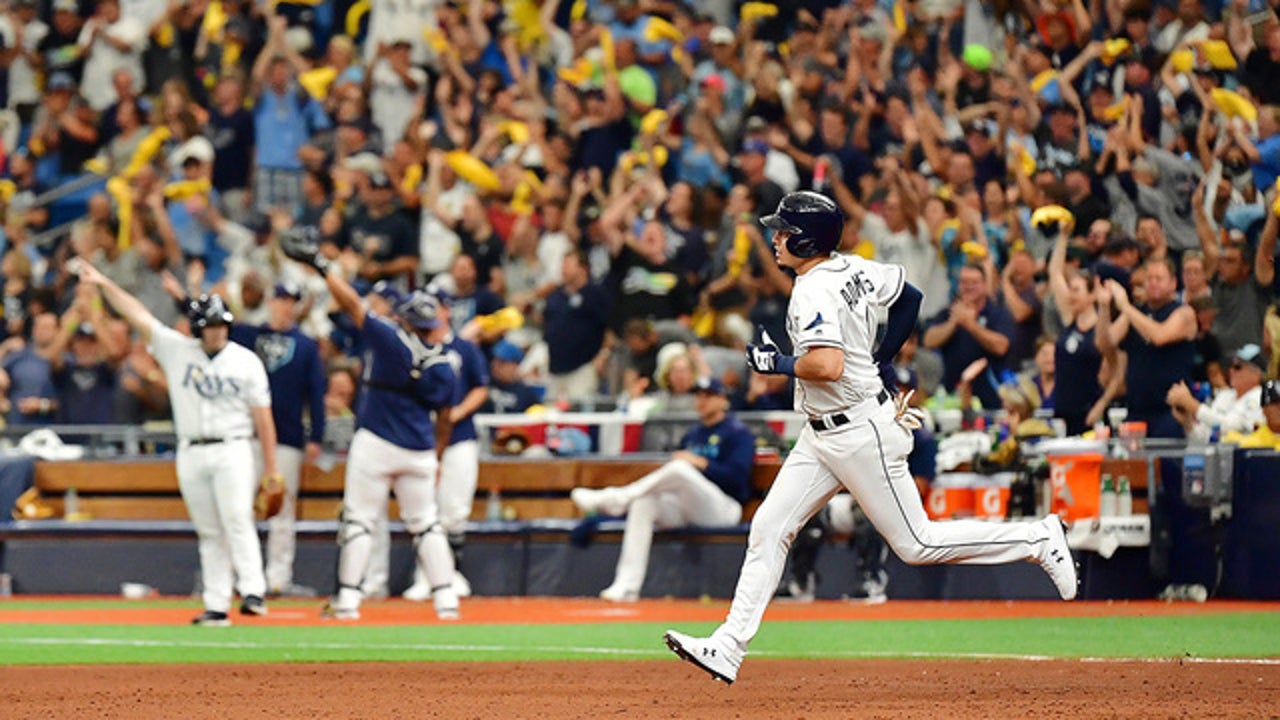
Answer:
[
  {"left": 187, "top": 294, "right": 234, "bottom": 335},
  {"left": 760, "top": 191, "right": 843, "bottom": 258},
  {"left": 396, "top": 290, "right": 444, "bottom": 331}
]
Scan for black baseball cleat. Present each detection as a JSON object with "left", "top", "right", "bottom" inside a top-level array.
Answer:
[
  {"left": 191, "top": 610, "right": 231, "bottom": 627},
  {"left": 239, "top": 595, "right": 268, "bottom": 616},
  {"left": 663, "top": 630, "right": 741, "bottom": 685}
]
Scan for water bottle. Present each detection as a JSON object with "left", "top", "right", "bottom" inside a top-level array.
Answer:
[
  {"left": 1099, "top": 474, "right": 1117, "bottom": 517},
  {"left": 1117, "top": 475, "right": 1132, "bottom": 516},
  {"left": 64, "top": 487, "right": 80, "bottom": 519},
  {"left": 486, "top": 487, "right": 503, "bottom": 522}
]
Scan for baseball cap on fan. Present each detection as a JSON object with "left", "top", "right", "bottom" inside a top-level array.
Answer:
[
  {"left": 709, "top": 26, "right": 735, "bottom": 45},
  {"left": 694, "top": 376, "right": 728, "bottom": 396}
]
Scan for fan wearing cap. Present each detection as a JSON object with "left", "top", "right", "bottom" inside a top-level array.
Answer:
[
  {"left": 479, "top": 340, "right": 541, "bottom": 414},
  {"left": 336, "top": 171, "right": 419, "bottom": 290},
  {"left": 369, "top": 36, "right": 426, "bottom": 154},
  {"left": 1166, "top": 343, "right": 1269, "bottom": 441},
  {"left": 74, "top": 258, "right": 279, "bottom": 627},
  {"left": 47, "top": 281, "right": 123, "bottom": 425},
  {"left": 76, "top": 0, "right": 145, "bottom": 112},
  {"left": 296, "top": 256, "right": 462, "bottom": 621},
  {"left": 228, "top": 282, "right": 327, "bottom": 598},
  {"left": 570, "top": 376, "right": 754, "bottom": 602}
]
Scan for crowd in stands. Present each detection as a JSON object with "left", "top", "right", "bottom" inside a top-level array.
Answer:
[{"left": 1, "top": 0, "right": 1279, "bottom": 455}]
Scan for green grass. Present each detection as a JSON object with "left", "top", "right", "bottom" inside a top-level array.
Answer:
[{"left": 1, "top": 613, "right": 1277, "bottom": 665}]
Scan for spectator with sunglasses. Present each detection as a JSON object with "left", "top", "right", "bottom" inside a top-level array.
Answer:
[{"left": 1166, "top": 343, "right": 1269, "bottom": 441}]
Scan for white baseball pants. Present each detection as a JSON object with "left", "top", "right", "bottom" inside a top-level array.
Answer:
[
  {"left": 713, "top": 397, "right": 1054, "bottom": 652},
  {"left": 333, "top": 429, "right": 454, "bottom": 611},
  {"left": 177, "top": 439, "right": 266, "bottom": 613},
  {"left": 608, "top": 459, "right": 742, "bottom": 596}
]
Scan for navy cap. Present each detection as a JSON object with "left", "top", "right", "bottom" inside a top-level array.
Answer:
[
  {"left": 492, "top": 340, "right": 524, "bottom": 363},
  {"left": 694, "top": 376, "right": 728, "bottom": 396},
  {"left": 274, "top": 281, "right": 303, "bottom": 301},
  {"left": 372, "top": 280, "right": 407, "bottom": 306}
]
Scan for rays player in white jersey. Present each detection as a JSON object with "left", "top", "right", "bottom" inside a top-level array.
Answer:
[
  {"left": 663, "top": 192, "right": 1077, "bottom": 684},
  {"left": 75, "top": 260, "right": 279, "bottom": 627}
]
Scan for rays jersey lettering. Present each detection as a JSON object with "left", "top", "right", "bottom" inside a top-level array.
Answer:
[
  {"left": 687, "top": 433, "right": 723, "bottom": 461},
  {"left": 182, "top": 365, "right": 244, "bottom": 398},
  {"left": 788, "top": 254, "right": 905, "bottom": 416},
  {"left": 254, "top": 334, "right": 297, "bottom": 373},
  {"left": 147, "top": 321, "right": 271, "bottom": 441}
]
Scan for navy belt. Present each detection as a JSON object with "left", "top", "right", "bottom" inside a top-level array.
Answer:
[
  {"left": 808, "top": 389, "right": 890, "bottom": 431},
  {"left": 185, "top": 436, "right": 248, "bottom": 446}
]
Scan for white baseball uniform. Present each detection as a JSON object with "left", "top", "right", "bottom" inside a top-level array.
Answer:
[
  {"left": 708, "top": 253, "right": 1062, "bottom": 654},
  {"left": 149, "top": 321, "right": 272, "bottom": 614}
]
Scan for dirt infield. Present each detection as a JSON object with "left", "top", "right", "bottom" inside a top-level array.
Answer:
[
  {"left": 6, "top": 658, "right": 1279, "bottom": 719},
  {"left": 4, "top": 598, "right": 1278, "bottom": 718}
]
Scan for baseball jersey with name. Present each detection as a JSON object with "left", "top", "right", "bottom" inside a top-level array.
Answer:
[
  {"left": 148, "top": 321, "right": 272, "bottom": 440},
  {"left": 787, "top": 254, "right": 905, "bottom": 416}
]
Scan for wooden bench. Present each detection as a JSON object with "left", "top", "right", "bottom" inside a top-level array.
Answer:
[{"left": 26, "top": 455, "right": 784, "bottom": 524}]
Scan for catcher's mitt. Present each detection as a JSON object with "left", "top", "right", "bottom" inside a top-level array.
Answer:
[
  {"left": 256, "top": 473, "right": 286, "bottom": 519},
  {"left": 278, "top": 225, "right": 330, "bottom": 273}
]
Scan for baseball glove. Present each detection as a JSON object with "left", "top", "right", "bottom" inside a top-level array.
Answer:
[
  {"left": 256, "top": 473, "right": 286, "bottom": 519},
  {"left": 277, "top": 226, "right": 330, "bottom": 273}
]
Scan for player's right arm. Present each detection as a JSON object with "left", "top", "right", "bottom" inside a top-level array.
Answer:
[
  {"left": 323, "top": 271, "right": 367, "bottom": 330},
  {"left": 73, "top": 258, "right": 159, "bottom": 343}
]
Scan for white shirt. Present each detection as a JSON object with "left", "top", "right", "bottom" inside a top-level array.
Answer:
[
  {"left": 418, "top": 182, "right": 469, "bottom": 275},
  {"left": 1190, "top": 385, "right": 1265, "bottom": 442},
  {"left": 862, "top": 215, "right": 950, "bottom": 320},
  {"left": 787, "top": 253, "right": 905, "bottom": 416},
  {"left": 149, "top": 321, "right": 271, "bottom": 442},
  {"left": 78, "top": 16, "right": 146, "bottom": 111},
  {"left": 369, "top": 59, "right": 426, "bottom": 153},
  {"left": 0, "top": 17, "right": 48, "bottom": 107},
  {"left": 363, "top": 0, "right": 437, "bottom": 67}
]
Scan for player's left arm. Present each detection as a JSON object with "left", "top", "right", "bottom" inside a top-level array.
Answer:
[
  {"left": 251, "top": 405, "right": 280, "bottom": 476},
  {"left": 449, "top": 343, "right": 491, "bottom": 423},
  {"left": 305, "top": 339, "right": 326, "bottom": 460}
]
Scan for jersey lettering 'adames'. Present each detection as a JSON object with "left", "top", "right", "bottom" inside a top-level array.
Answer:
[
  {"left": 148, "top": 321, "right": 272, "bottom": 441},
  {"left": 787, "top": 254, "right": 905, "bottom": 416}
]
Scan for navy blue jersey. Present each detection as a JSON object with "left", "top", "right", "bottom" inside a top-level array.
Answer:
[
  {"left": 356, "top": 312, "right": 458, "bottom": 451},
  {"left": 679, "top": 414, "right": 755, "bottom": 504},
  {"left": 230, "top": 324, "right": 327, "bottom": 449},
  {"left": 480, "top": 379, "right": 543, "bottom": 414},
  {"left": 442, "top": 334, "right": 489, "bottom": 445},
  {"left": 543, "top": 282, "right": 612, "bottom": 374}
]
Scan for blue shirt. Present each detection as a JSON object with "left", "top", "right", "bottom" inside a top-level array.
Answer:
[
  {"left": 53, "top": 358, "right": 116, "bottom": 424},
  {"left": 230, "top": 324, "right": 326, "bottom": 449},
  {"left": 442, "top": 335, "right": 489, "bottom": 445},
  {"left": 356, "top": 313, "right": 458, "bottom": 451},
  {"left": 928, "top": 301, "right": 1017, "bottom": 410},
  {"left": 480, "top": 379, "right": 542, "bottom": 414},
  {"left": 542, "top": 282, "right": 611, "bottom": 374},
  {"left": 2, "top": 348, "right": 55, "bottom": 425},
  {"left": 1252, "top": 134, "right": 1280, "bottom": 192},
  {"left": 680, "top": 414, "right": 755, "bottom": 504},
  {"left": 254, "top": 85, "right": 330, "bottom": 170}
]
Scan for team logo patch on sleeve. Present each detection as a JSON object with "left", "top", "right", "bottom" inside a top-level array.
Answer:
[{"left": 804, "top": 313, "right": 824, "bottom": 331}]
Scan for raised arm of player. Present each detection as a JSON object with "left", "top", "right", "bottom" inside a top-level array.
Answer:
[
  {"left": 74, "top": 258, "right": 159, "bottom": 343},
  {"left": 323, "top": 272, "right": 367, "bottom": 330}
]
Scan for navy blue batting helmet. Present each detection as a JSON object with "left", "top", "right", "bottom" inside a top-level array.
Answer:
[
  {"left": 760, "top": 191, "right": 843, "bottom": 258},
  {"left": 187, "top": 294, "right": 234, "bottom": 334}
]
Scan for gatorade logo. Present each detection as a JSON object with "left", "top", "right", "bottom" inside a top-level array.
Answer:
[
  {"left": 927, "top": 487, "right": 946, "bottom": 516},
  {"left": 977, "top": 487, "right": 1003, "bottom": 516}
]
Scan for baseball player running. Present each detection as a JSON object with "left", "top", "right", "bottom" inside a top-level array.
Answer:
[
  {"left": 229, "top": 282, "right": 326, "bottom": 597},
  {"left": 75, "top": 260, "right": 280, "bottom": 627},
  {"left": 280, "top": 232, "right": 462, "bottom": 621},
  {"left": 664, "top": 192, "right": 1076, "bottom": 684}
]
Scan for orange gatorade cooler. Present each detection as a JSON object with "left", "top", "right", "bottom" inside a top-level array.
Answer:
[
  {"left": 926, "top": 473, "right": 976, "bottom": 520},
  {"left": 972, "top": 472, "right": 1015, "bottom": 520},
  {"left": 1047, "top": 451, "right": 1105, "bottom": 522}
]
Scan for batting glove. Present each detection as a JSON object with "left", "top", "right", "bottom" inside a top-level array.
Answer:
[
  {"left": 746, "top": 330, "right": 797, "bottom": 376},
  {"left": 893, "top": 389, "right": 927, "bottom": 432}
]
